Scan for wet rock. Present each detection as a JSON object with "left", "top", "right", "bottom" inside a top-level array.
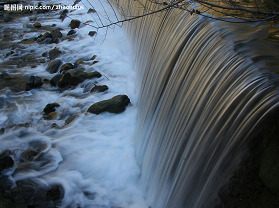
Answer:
[
  {"left": 70, "top": 19, "right": 80, "bottom": 29},
  {"left": 87, "top": 8, "right": 96, "bottom": 13},
  {"left": 46, "top": 59, "right": 62, "bottom": 74},
  {"left": 0, "top": 73, "right": 27, "bottom": 92},
  {"left": 46, "top": 184, "right": 64, "bottom": 202},
  {"left": 43, "top": 103, "right": 60, "bottom": 114},
  {"left": 0, "top": 151, "right": 14, "bottom": 171},
  {"left": 21, "top": 149, "right": 39, "bottom": 161},
  {"left": 60, "top": 63, "right": 74, "bottom": 73},
  {"left": 87, "top": 95, "right": 130, "bottom": 114},
  {"left": 57, "top": 71, "right": 72, "bottom": 88},
  {"left": 48, "top": 112, "right": 58, "bottom": 120},
  {"left": 73, "top": 59, "right": 84, "bottom": 68},
  {"left": 67, "top": 29, "right": 76, "bottom": 36},
  {"left": 50, "top": 28, "right": 62, "bottom": 39},
  {"left": 88, "top": 31, "right": 97, "bottom": 37},
  {"left": 26, "top": 76, "right": 43, "bottom": 91},
  {"left": 11, "top": 183, "right": 36, "bottom": 205},
  {"left": 90, "top": 55, "right": 97, "bottom": 60},
  {"left": 58, "top": 70, "right": 101, "bottom": 88},
  {"left": 38, "top": 32, "right": 52, "bottom": 43},
  {"left": 33, "top": 22, "right": 42, "bottom": 28},
  {"left": 49, "top": 48, "right": 62, "bottom": 60},
  {"left": 59, "top": 9, "right": 68, "bottom": 21},
  {"left": 50, "top": 74, "right": 63, "bottom": 86},
  {"left": 90, "top": 85, "right": 108, "bottom": 93},
  {"left": 64, "top": 114, "right": 79, "bottom": 125},
  {"left": 19, "top": 38, "right": 36, "bottom": 44},
  {"left": 42, "top": 51, "right": 48, "bottom": 57}
]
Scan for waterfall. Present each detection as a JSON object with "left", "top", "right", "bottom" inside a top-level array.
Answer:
[{"left": 114, "top": 1, "right": 279, "bottom": 207}]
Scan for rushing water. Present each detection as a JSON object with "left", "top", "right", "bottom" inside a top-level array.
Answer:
[
  {"left": 113, "top": 1, "right": 279, "bottom": 208},
  {"left": 0, "top": 0, "right": 147, "bottom": 207}
]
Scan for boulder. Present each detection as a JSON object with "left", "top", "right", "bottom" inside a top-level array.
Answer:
[
  {"left": 57, "top": 72, "right": 72, "bottom": 88},
  {"left": 60, "top": 63, "right": 74, "bottom": 73},
  {"left": 58, "top": 70, "right": 101, "bottom": 88},
  {"left": 87, "top": 95, "right": 130, "bottom": 114},
  {"left": 26, "top": 75, "right": 43, "bottom": 91},
  {"left": 50, "top": 74, "right": 63, "bottom": 86},
  {"left": 46, "top": 59, "right": 62, "bottom": 74},
  {"left": 70, "top": 19, "right": 80, "bottom": 29},
  {"left": 90, "top": 85, "right": 108, "bottom": 93},
  {"left": 43, "top": 103, "right": 60, "bottom": 114},
  {"left": 49, "top": 48, "right": 62, "bottom": 60}
]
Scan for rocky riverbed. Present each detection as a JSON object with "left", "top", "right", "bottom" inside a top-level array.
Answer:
[{"left": 0, "top": 1, "right": 145, "bottom": 207}]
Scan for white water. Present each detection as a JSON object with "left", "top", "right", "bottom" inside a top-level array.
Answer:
[{"left": 0, "top": 0, "right": 147, "bottom": 207}]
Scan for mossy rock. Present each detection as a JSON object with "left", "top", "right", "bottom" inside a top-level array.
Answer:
[{"left": 87, "top": 95, "right": 130, "bottom": 114}]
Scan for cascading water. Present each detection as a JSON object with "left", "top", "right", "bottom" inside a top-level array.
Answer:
[{"left": 114, "top": 1, "right": 279, "bottom": 207}]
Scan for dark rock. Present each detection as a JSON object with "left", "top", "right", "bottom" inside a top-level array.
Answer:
[
  {"left": 90, "top": 55, "right": 97, "bottom": 60},
  {"left": 73, "top": 59, "right": 84, "bottom": 68},
  {"left": 42, "top": 51, "right": 48, "bottom": 57},
  {"left": 0, "top": 74, "right": 27, "bottom": 92},
  {"left": 60, "top": 63, "right": 74, "bottom": 73},
  {"left": 67, "top": 29, "right": 76, "bottom": 36},
  {"left": 11, "top": 183, "right": 36, "bottom": 204},
  {"left": 90, "top": 85, "right": 108, "bottom": 93},
  {"left": 26, "top": 76, "right": 43, "bottom": 91},
  {"left": 65, "top": 114, "right": 79, "bottom": 125},
  {"left": 46, "top": 59, "right": 62, "bottom": 74},
  {"left": 73, "top": 0, "right": 82, "bottom": 6},
  {"left": 50, "top": 29, "right": 62, "bottom": 39},
  {"left": 43, "top": 103, "right": 60, "bottom": 114},
  {"left": 92, "top": 60, "right": 99, "bottom": 65},
  {"left": 87, "top": 95, "right": 130, "bottom": 114},
  {"left": 21, "top": 149, "right": 39, "bottom": 161},
  {"left": 50, "top": 74, "right": 63, "bottom": 86},
  {"left": 58, "top": 72, "right": 72, "bottom": 88},
  {"left": 49, "top": 48, "right": 62, "bottom": 60},
  {"left": 46, "top": 184, "right": 64, "bottom": 202},
  {"left": 33, "top": 22, "right": 42, "bottom": 28},
  {"left": 87, "top": 8, "right": 96, "bottom": 13},
  {"left": 88, "top": 31, "right": 97, "bottom": 37},
  {"left": 58, "top": 70, "right": 101, "bottom": 88},
  {"left": 38, "top": 32, "right": 52, "bottom": 42},
  {"left": 5, "top": 51, "right": 14, "bottom": 58},
  {"left": 3, "top": 14, "right": 12, "bottom": 22},
  {"left": 20, "top": 38, "right": 36, "bottom": 44},
  {"left": 0, "top": 152, "right": 14, "bottom": 171},
  {"left": 70, "top": 19, "right": 80, "bottom": 29}
]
